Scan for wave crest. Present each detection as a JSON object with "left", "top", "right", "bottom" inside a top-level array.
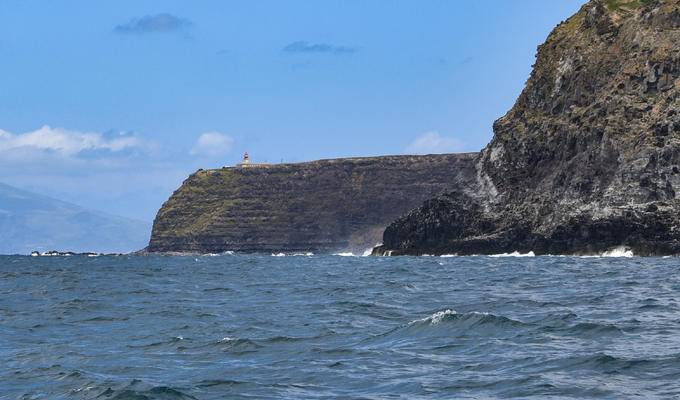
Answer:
[
  {"left": 408, "top": 309, "right": 527, "bottom": 330},
  {"left": 489, "top": 251, "right": 536, "bottom": 257}
]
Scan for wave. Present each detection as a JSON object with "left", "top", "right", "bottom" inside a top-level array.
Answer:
[
  {"left": 127, "top": 335, "right": 185, "bottom": 349},
  {"left": 409, "top": 309, "right": 527, "bottom": 329},
  {"left": 204, "top": 251, "right": 234, "bottom": 256},
  {"left": 96, "top": 385, "right": 197, "bottom": 400},
  {"left": 361, "top": 309, "right": 529, "bottom": 347},
  {"left": 578, "top": 246, "right": 634, "bottom": 258},
  {"left": 271, "top": 252, "right": 314, "bottom": 257},
  {"left": 196, "top": 379, "right": 246, "bottom": 388},
  {"left": 567, "top": 322, "right": 624, "bottom": 336},
  {"left": 77, "top": 315, "right": 130, "bottom": 323},
  {"left": 489, "top": 251, "right": 536, "bottom": 257},
  {"left": 410, "top": 309, "right": 458, "bottom": 325},
  {"left": 333, "top": 247, "right": 378, "bottom": 257},
  {"left": 541, "top": 352, "right": 680, "bottom": 375},
  {"left": 601, "top": 247, "right": 634, "bottom": 257},
  {"left": 213, "top": 337, "right": 264, "bottom": 353}
]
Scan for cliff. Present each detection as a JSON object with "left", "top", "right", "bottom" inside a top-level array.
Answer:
[
  {"left": 376, "top": 0, "right": 680, "bottom": 256},
  {"left": 148, "top": 154, "right": 476, "bottom": 254}
]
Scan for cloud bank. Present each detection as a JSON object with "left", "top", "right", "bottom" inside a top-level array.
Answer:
[
  {"left": 114, "top": 13, "right": 193, "bottom": 34},
  {"left": 190, "top": 132, "right": 234, "bottom": 158},
  {"left": 0, "top": 125, "right": 144, "bottom": 157},
  {"left": 406, "top": 131, "right": 464, "bottom": 155},
  {"left": 283, "top": 41, "right": 358, "bottom": 55},
  {"left": 0, "top": 125, "right": 187, "bottom": 221}
]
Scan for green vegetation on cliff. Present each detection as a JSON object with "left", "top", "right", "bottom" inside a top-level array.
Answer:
[
  {"left": 149, "top": 154, "right": 477, "bottom": 254},
  {"left": 605, "top": 0, "right": 652, "bottom": 11}
]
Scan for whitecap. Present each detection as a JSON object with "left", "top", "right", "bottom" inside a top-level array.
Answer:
[
  {"left": 601, "top": 247, "right": 634, "bottom": 258},
  {"left": 440, "top": 254, "right": 457, "bottom": 258},
  {"left": 489, "top": 251, "right": 536, "bottom": 257},
  {"left": 579, "top": 247, "right": 634, "bottom": 258},
  {"left": 271, "top": 253, "right": 286, "bottom": 257},
  {"left": 206, "top": 251, "right": 234, "bottom": 256},
  {"left": 333, "top": 252, "right": 355, "bottom": 257},
  {"left": 411, "top": 309, "right": 457, "bottom": 325}
]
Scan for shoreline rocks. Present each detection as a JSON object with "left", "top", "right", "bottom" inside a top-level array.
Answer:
[{"left": 29, "top": 250, "right": 119, "bottom": 257}]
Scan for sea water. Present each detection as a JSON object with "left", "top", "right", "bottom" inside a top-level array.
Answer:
[{"left": 2, "top": 254, "right": 680, "bottom": 399}]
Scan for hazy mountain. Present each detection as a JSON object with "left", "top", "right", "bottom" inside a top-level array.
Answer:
[{"left": 0, "top": 183, "right": 151, "bottom": 255}]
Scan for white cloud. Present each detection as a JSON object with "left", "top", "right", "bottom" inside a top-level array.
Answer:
[
  {"left": 190, "top": 131, "right": 234, "bottom": 157},
  {"left": 0, "top": 125, "right": 143, "bottom": 156},
  {"left": 405, "top": 131, "right": 464, "bottom": 154}
]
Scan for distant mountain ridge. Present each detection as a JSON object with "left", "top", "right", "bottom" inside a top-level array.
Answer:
[{"left": 0, "top": 183, "right": 150, "bottom": 255}]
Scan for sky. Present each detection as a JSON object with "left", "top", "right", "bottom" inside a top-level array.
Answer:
[{"left": 0, "top": 0, "right": 585, "bottom": 222}]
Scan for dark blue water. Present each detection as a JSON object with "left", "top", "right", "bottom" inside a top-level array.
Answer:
[{"left": 2, "top": 254, "right": 680, "bottom": 399}]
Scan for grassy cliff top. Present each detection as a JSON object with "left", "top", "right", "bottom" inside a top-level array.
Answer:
[{"left": 605, "top": 0, "right": 653, "bottom": 11}]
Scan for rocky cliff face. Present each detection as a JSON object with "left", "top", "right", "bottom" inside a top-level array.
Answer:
[
  {"left": 376, "top": 0, "right": 680, "bottom": 256},
  {"left": 148, "top": 154, "right": 476, "bottom": 254}
]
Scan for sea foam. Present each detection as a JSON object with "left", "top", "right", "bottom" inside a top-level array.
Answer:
[
  {"left": 489, "top": 251, "right": 536, "bottom": 257},
  {"left": 601, "top": 247, "right": 634, "bottom": 258},
  {"left": 411, "top": 309, "right": 458, "bottom": 325},
  {"left": 579, "top": 247, "right": 634, "bottom": 258}
]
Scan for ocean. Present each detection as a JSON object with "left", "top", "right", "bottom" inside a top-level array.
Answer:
[{"left": 2, "top": 254, "right": 680, "bottom": 399}]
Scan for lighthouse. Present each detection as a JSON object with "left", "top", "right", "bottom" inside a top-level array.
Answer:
[
  {"left": 236, "top": 151, "right": 251, "bottom": 167},
  {"left": 235, "top": 151, "right": 269, "bottom": 168}
]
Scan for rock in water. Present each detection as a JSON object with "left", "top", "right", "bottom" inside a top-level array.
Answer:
[
  {"left": 148, "top": 154, "right": 476, "bottom": 254},
  {"left": 376, "top": 0, "right": 680, "bottom": 256}
]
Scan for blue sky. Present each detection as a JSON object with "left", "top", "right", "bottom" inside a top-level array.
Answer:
[{"left": 0, "top": 0, "right": 585, "bottom": 221}]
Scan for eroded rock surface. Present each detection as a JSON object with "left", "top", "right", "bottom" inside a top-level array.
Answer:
[{"left": 377, "top": 0, "right": 680, "bottom": 256}]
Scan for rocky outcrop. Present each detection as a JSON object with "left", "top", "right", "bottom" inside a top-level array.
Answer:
[
  {"left": 148, "top": 154, "right": 476, "bottom": 254},
  {"left": 376, "top": 0, "right": 680, "bottom": 256}
]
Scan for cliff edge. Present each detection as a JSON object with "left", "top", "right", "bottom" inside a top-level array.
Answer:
[
  {"left": 148, "top": 154, "right": 476, "bottom": 254},
  {"left": 376, "top": 0, "right": 680, "bottom": 256}
]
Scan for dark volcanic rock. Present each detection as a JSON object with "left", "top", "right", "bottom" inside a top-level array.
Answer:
[
  {"left": 148, "top": 154, "right": 476, "bottom": 254},
  {"left": 376, "top": 0, "right": 680, "bottom": 256}
]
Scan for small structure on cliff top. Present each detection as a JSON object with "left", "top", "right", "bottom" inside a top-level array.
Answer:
[
  {"left": 236, "top": 152, "right": 270, "bottom": 168},
  {"left": 236, "top": 152, "right": 250, "bottom": 167}
]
